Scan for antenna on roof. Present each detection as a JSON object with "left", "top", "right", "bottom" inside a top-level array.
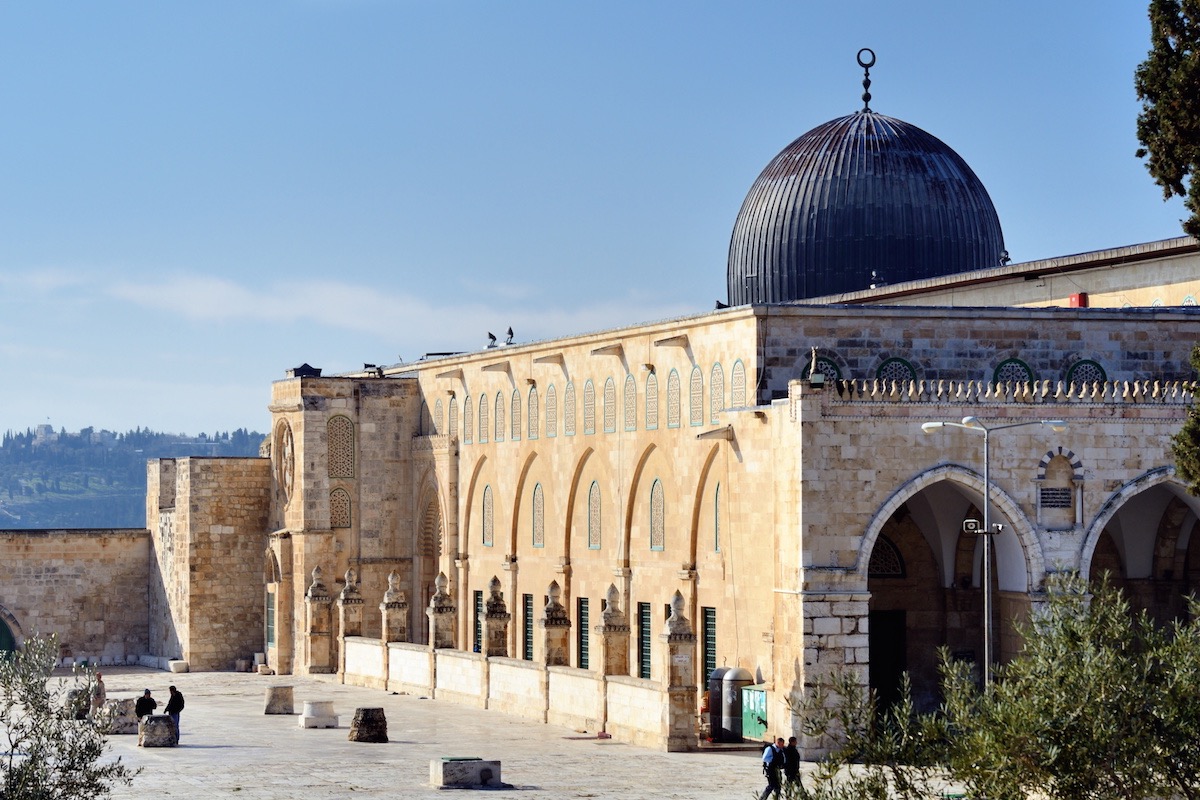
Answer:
[{"left": 857, "top": 48, "right": 875, "bottom": 112}]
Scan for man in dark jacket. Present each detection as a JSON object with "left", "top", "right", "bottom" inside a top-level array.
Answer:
[
  {"left": 165, "top": 685, "right": 184, "bottom": 742},
  {"left": 134, "top": 689, "right": 157, "bottom": 719},
  {"left": 784, "top": 736, "right": 801, "bottom": 787}
]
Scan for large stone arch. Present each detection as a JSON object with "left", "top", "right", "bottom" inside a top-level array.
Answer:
[
  {"left": 687, "top": 443, "right": 723, "bottom": 566},
  {"left": 621, "top": 443, "right": 659, "bottom": 567},
  {"left": 508, "top": 451, "right": 540, "bottom": 554},
  {"left": 0, "top": 604, "right": 25, "bottom": 652},
  {"left": 857, "top": 464, "right": 1044, "bottom": 593},
  {"left": 561, "top": 447, "right": 595, "bottom": 563}
]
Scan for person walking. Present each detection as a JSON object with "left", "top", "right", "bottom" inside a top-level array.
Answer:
[
  {"left": 89, "top": 673, "right": 107, "bottom": 717},
  {"left": 165, "top": 685, "right": 185, "bottom": 742},
  {"left": 784, "top": 736, "right": 801, "bottom": 788},
  {"left": 135, "top": 689, "right": 157, "bottom": 720},
  {"left": 759, "top": 736, "right": 785, "bottom": 800}
]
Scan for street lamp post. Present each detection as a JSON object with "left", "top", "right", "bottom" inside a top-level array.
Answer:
[{"left": 920, "top": 416, "right": 1067, "bottom": 686}]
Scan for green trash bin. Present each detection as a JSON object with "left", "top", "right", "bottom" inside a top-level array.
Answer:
[{"left": 741, "top": 684, "right": 767, "bottom": 741}]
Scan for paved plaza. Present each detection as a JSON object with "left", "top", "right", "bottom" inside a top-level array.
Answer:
[{"left": 89, "top": 667, "right": 778, "bottom": 800}]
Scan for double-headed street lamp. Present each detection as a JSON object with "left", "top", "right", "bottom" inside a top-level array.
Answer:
[{"left": 920, "top": 416, "right": 1067, "bottom": 686}]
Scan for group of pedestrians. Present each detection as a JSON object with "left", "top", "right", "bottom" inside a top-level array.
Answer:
[
  {"left": 759, "top": 736, "right": 801, "bottom": 800},
  {"left": 134, "top": 685, "right": 186, "bottom": 741}
]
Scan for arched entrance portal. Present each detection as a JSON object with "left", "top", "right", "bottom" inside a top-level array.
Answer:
[
  {"left": 0, "top": 619, "right": 14, "bottom": 652},
  {"left": 864, "top": 469, "right": 1038, "bottom": 709},
  {"left": 415, "top": 495, "right": 444, "bottom": 645},
  {"left": 1085, "top": 475, "right": 1200, "bottom": 624}
]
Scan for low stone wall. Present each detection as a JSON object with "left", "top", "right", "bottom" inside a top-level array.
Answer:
[
  {"left": 606, "top": 675, "right": 669, "bottom": 748},
  {"left": 342, "top": 637, "right": 386, "bottom": 690},
  {"left": 387, "top": 643, "right": 434, "bottom": 695},
  {"left": 434, "top": 650, "right": 486, "bottom": 707},
  {"left": 488, "top": 658, "right": 545, "bottom": 721},
  {"left": 547, "top": 666, "right": 602, "bottom": 731}
]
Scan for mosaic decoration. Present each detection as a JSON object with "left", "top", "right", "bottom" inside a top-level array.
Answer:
[
  {"left": 604, "top": 378, "right": 616, "bottom": 433},
  {"left": 511, "top": 390, "right": 521, "bottom": 441},
  {"left": 532, "top": 484, "right": 545, "bottom": 548},
  {"left": 494, "top": 392, "right": 505, "bottom": 442},
  {"left": 583, "top": 381, "right": 596, "bottom": 435},
  {"left": 667, "top": 370, "right": 681, "bottom": 428},
  {"left": 690, "top": 367, "right": 703, "bottom": 426},
  {"left": 588, "top": 481, "right": 601, "bottom": 549},
  {"left": 448, "top": 397, "right": 458, "bottom": 438},
  {"left": 710, "top": 364, "right": 724, "bottom": 423},
  {"left": 478, "top": 396, "right": 489, "bottom": 443},
  {"left": 645, "top": 373, "right": 659, "bottom": 429},
  {"left": 564, "top": 383, "right": 576, "bottom": 436},
  {"left": 624, "top": 375, "right": 637, "bottom": 431},
  {"left": 650, "top": 480, "right": 665, "bottom": 550},
  {"left": 482, "top": 485, "right": 494, "bottom": 547},
  {"left": 463, "top": 395, "right": 473, "bottom": 444},
  {"left": 730, "top": 361, "right": 747, "bottom": 407},
  {"left": 527, "top": 387, "right": 539, "bottom": 440},
  {"left": 546, "top": 385, "right": 558, "bottom": 438}
]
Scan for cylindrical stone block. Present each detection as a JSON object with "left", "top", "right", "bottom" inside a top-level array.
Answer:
[
  {"left": 264, "top": 685, "right": 294, "bottom": 715},
  {"left": 348, "top": 707, "right": 388, "bottom": 743}
]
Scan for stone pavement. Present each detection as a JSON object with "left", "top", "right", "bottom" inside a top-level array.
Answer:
[{"left": 89, "top": 667, "right": 780, "bottom": 800}]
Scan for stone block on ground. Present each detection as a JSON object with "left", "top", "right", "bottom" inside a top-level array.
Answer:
[
  {"left": 299, "top": 700, "right": 338, "bottom": 729},
  {"left": 264, "top": 685, "right": 294, "bottom": 715},
  {"left": 348, "top": 707, "right": 388, "bottom": 742},
  {"left": 104, "top": 698, "right": 139, "bottom": 734},
  {"left": 167, "top": 660, "right": 189, "bottom": 673},
  {"left": 139, "top": 715, "right": 177, "bottom": 747},
  {"left": 430, "top": 757, "right": 505, "bottom": 788}
]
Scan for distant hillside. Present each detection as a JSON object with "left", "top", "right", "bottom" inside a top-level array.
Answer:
[{"left": 0, "top": 426, "right": 266, "bottom": 529}]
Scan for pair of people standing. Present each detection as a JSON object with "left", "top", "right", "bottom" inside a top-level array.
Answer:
[
  {"left": 759, "top": 736, "right": 801, "bottom": 800},
  {"left": 135, "top": 685, "right": 185, "bottom": 741}
]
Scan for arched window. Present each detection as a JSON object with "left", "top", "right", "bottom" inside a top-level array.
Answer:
[
  {"left": 993, "top": 358, "right": 1035, "bottom": 385},
  {"left": 495, "top": 392, "right": 505, "bottom": 442},
  {"left": 478, "top": 395, "right": 489, "bottom": 443},
  {"left": 689, "top": 366, "right": 704, "bottom": 426},
  {"left": 532, "top": 483, "right": 545, "bottom": 548},
  {"left": 1038, "top": 453, "right": 1079, "bottom": 530},
  {"left": 588, "top": 481, "right": 601, "bottom": 550},
  {"left": 624, "top": 375, "right": 637, "bottom": 431},
  {"left": 330, "top": 488, "right": 351, "bottom": 528},
  {"left": 434, "top": 398, "right": 444, "bottom": 434},
  {"left": 1066, "top": 359, "right": 1107, "bottom": 387},
  {"left": 714, "top": 483, "right": 721, "bottom": 553},
  {"left": 876, "top": 358, "right": 917, "bottom": 384},
  {"left": 603, "top": 378, "right": 617, "bottom": 433},
  {"left": 511, "top": 389, "right": 522, "bottom": 441},
  {"left": 528, "top": 387, "right": 539, "bottom": 440},
  {"left": 710, "top": 364, "right": 724, "bottom": 424},
  {"left": 564, "top": 382, "right": 577, "bottom": 436},
  {"left": 327, "top": 416, "right": 354, "bottom": 478},
  {"left": 482, "top": 485, "right": 494, "bottom": 547},
  {"left": 730, "top": 360, "right": 747, "bottom": 407},
  {"left": 463, "top": 395, "right": 473, "bottom": 444},
  {"left": 868, "top": 536, "right": 905, "bottom": 578},
  {"left": 546, "top": 384, "right": 558, "bottom": 438},
  {"left": 448, "top": 397, "right": 459, "bottom": 438},
  {"left": 646, "top": 373, "right": 659, "bottom": 430},
  {"left": 667, "top": 370, "right": 681, "bottom": 428},
  {"left": 650, "top": 479, "right": 665, "bottom": 551},
  {"left": 583, "top": 380, "right": 596, "bottom": 435}
]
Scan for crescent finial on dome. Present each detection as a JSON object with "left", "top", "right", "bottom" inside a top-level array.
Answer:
[{"left": 858, "top": 48, "right": 876, "bottom": 112}]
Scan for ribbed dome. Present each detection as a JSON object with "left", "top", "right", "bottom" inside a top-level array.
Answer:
[{"left": 727, "top": 110, "right": 1005, "bottom": 305}]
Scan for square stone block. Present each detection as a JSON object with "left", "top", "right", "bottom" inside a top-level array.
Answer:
[{"left": 430, "top": 757, "right": 502, "bottom": 788}]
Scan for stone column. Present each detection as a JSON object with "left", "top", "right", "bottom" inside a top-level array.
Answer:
[
  {"left": 304, "top": 566, "right": 335, "bottom": 674},
  {"left": 539, "top": 580, "right": 571, "bottom": 666},
  {"left": 380, "top": 570, "right": 410, "bottom": 644},
  {"left": 336, "top": 568, "right": 363, "bottom": 678},
  {"left": 426, "top": 572, "right": 456, "bottom": 649},
  {"left": 660, "top": 590, "right": 697, "bottom": 752},
  {"left": 484, "top": 576, "right": 511, "bottom": 658},
  {"left": 593, "top": 583, "right": 630, "bottom": 676}
]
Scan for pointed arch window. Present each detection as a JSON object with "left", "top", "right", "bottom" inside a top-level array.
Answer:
[
  {"left": 646, "top": 373, "right": 659, "bottom": 430},
  {"left": 587, "top": 481, "right": 601, "bottom": 550},
  {"left": 532, "top": 483, "right": 545, "bottom": 548},
  {"left": 624, "top": 375, "right": 637, "bottom": 431},
  {"left": 650, "top": 479, "right": 665, "bottom": 551},
  {"left": 448, "top": 397, "right": 459, "bottom": 438},
  {"left": 546, "top": 384, "right": 558, "bottom": 438},
  {"left": 330, "top": 488, "right": 351, "bottom": 528},
  {"left": 511, "top": 389, "right": 522, "bottom": 441},
  {"left": 478, "top": 395, "right": 489, "bottom": 443},
  {"left": 463, "top": 395, "right": 473, "bottom": 444},
  {"left": 730, "top": 360, "right": 747, "bottom": 407},
  {"left": 495, "top": 392, "right": 505, "bottom": 442},
  {"left": 689, "top": 366, "right": 704, "bottom": 426},
  {"left": 710, "top": 364, "right": 724, "bottom": 424},
  {"left": 714, "top": 483, "right": 721, "bottom": 552},
  {"left": 667, "top": 370, "right": 681, "bottom": 429},
  {"left": 327, "top": 416, "right": 355, "bottom": 478},
  {"left": 868, "top": 536, "right": 905, "bottom": 578},
  {"left": 434, "top": 398, "right": 444, "bottom": 434},
  {"left": 583, "top": 380, "right": 596, "bottom": 435},
  {"left": 482, "top": 485, "right": 494, "bottom": 547},
  {"left": 564, "top": 382, "right": 577, "bottom": 436},
  {"left": 603, "top": 378, "right": 617, "bottom": 433},
  {"left": 528, "top": 387, "right": 540, "bottom": 440}
]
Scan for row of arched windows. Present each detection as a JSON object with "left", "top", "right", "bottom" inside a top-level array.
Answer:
[
  {"left": 430, "top": 361, "right": 748, "bottom": 443},
  {"left": 807, "top": 354, "right": 1110, "bottom": 387},
  {"left": 478, "top": 478, "right": 679, "bottom": 552}
]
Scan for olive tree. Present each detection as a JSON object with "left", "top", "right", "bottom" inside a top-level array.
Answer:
[{"left": 0, "top": 635, "right": 136, "bottom": 799}]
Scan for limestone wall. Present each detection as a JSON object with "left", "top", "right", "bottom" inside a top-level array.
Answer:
[
  {"left": 387, "top": 642, "right": 434, "bottom": 695},
  {"left": 605, "top": 675, "right": 668, "bottom": 748},
  {"left": 0, "top": 529, "right": 150, "bottom": 663},
  {"left": 342, "top": 636, "right": 386, "bottom": 689},
  {"left": 487, "top": 658, "right": 545, "bottom": 721},
  {"left": 547, "top": 666, "right": 602, "bottom": 731},
  {"left": 434, "top": 650, "right": 487, "bottom": 707}
]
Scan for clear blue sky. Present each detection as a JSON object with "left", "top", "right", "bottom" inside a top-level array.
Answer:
[{"left": 0, "top": 1, "right": 1185, "bottom": 435}]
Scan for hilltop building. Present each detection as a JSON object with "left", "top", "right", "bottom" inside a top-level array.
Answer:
[{"left": 2, "top": 56, "right": 1199, "bottom": 753}]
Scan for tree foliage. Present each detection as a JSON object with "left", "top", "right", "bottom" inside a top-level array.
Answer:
[
  {"left": 792, "top": 574, "right": 1200, "bottom": 800},
  {"left": 0, "top": 636, "right": 136, "bottom": 799},
  {"left": 1135, "top": 0, "right": 1200, "bottom": 238},
  {"left": 1171, "top": 344, "right": 1200, "bottom": 494}
]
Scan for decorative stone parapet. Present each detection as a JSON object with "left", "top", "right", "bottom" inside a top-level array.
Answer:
[
  {"left": 380, "top": 569, "right": 409, "bottom": 643},
  {"left": 593, "top": 583, "right": 630, "bottom": 676},
  {"left": 539, "top": 580, "right": 571, "bottom": 667},
  {"left": 338, "top": 568, "right": 364, "bottom": 638},
  {"left": 305, "top": 566, "right": 335, "bottom": 674},
  {"left": 826, "top": 377, "right": 1196, "bottom": 405},
  {"left": 484, "top": 576, "right": 511, "bottom": 658},
  {"left": 427, "top": 572, "right": 456, "bottom": 649}
]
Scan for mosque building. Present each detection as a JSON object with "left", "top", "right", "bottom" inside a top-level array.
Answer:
[{"left": 3, "top": 53, "right": 1200, "bottom": 754}]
